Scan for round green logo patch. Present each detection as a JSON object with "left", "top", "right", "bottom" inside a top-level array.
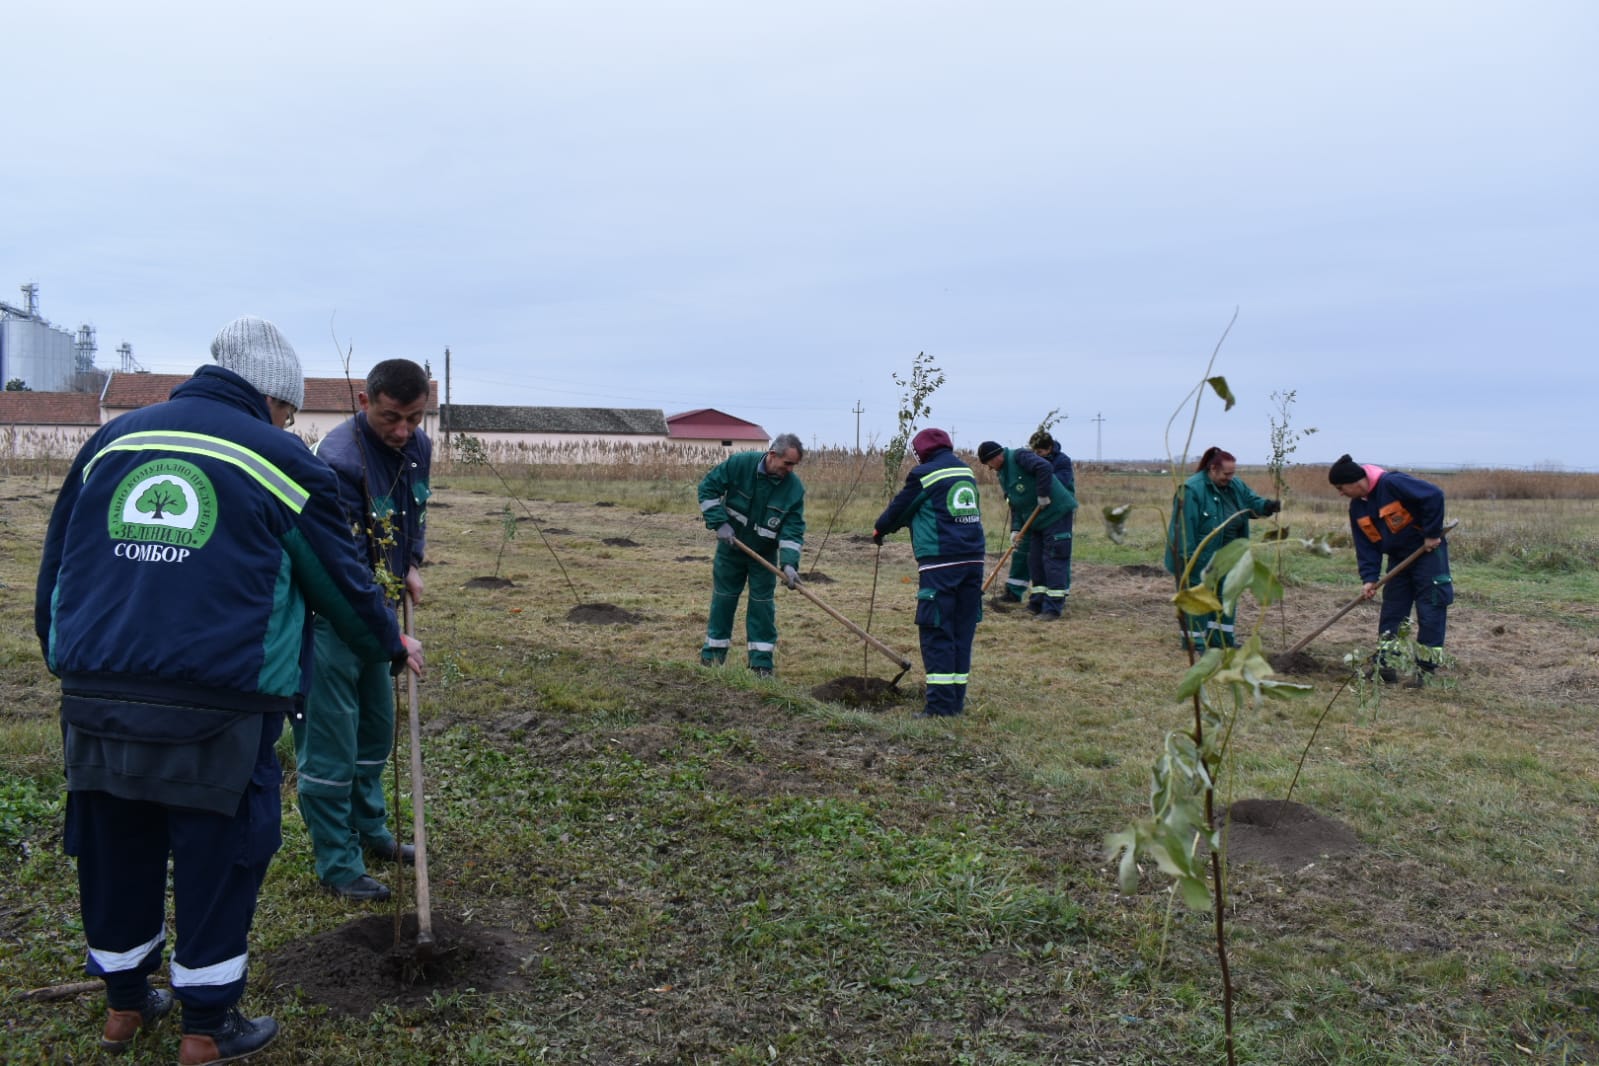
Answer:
[
  {"left": 946, "top": 482, "right": 980, "bottom": 516},
  {"left": 107, "top": 459, "right": 218, "bottom": 549}
]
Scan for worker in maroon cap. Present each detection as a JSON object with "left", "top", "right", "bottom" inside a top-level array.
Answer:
[{"left": 873, "top": 428, "right": 986, "bottom": 717}]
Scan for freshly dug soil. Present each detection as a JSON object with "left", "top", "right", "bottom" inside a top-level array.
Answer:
[
  {"left": 802, "top": 571, "right": 834, "bottom": 585},
  {"left": 262, "top": 913, "right": 539, "bottom": 1016},
  {"left": 542, "top": 527, "right": 573, "bottom": 535},
  {"left": 566, "top": 603, "right": 641, "bottom": 625},
  {"left": 602, "top": 537, "right": 640, "bottom": 547},
  {"left": 1120, "top": 564, "right": 1168, "bottom": 578},
  {"left": 811, "top": 676, "right": 906, "bottom": 710},
  {"left": 594, "top": 501, "right": 616, "bottom": 507},
  {"left": 1268, "top": 650, "right": 1321, "bottom": 675},
  {"left": 464, "top": 576, "right": 515, "bottom": 589},
  {"left": 1221, "top": 799, "right": 1361, "bottom": 869},
  {"left": 675, "top": 555, "right": 708, "bottom": 563}
]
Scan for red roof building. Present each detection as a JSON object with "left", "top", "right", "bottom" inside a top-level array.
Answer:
[
  {"left": 666, "top": 408, "right": 769, "bottom": 450},
  {"left": 0, "top": 391, "right": 101, "bottom": 458},
  {"left": 98, "top": 371, "right": 439, "bottom": 444}
]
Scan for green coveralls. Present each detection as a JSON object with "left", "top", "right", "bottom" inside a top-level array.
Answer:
[
  {"left": 698, "top": 451, "right": 806, "bottom": 671},
  {"left": 294, "top": 617, "right": 398, "bottom": 885},
  {"left": 1164, "top": 469, "right": 1271, "bottom": 649}
]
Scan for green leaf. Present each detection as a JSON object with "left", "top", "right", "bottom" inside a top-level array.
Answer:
[
  {"left": 1176, "top": 647, "right": 1225, "bottom": 700},
  {"left": 1211, "top": 539, "right": 1254, "bottom": 614},
  {"left": 1105, "top": 828, "right": 1141, "bottom": 893},
  {"left": 1178, "top": 874, "right": 1213, "bottom": 910},
  {"left": 1250, "top": 555, "right": 1283, "bottom": 606},
  {"left": 1260, "top": 525, "right": 1291, "bottom": 541},
  {"left": 1206, "top": 376, "right": 1236, "bottom": 411}
]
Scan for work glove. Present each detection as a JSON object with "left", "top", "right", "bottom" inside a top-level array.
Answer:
[
  {"left": 871, "top": 531, "right": 885, "bottom": 546},
  {"left": 782, "top": 564, "right": 799, "bottom": 589},
  {"left": 715, "top": 522, "right": 735, "bottom": 545},
  {"left": 1037, "top": 496, "right": 1051, "bottom": 508},
  {"left": 1262, "top": 499, "right": 1282, "bottom": 516},
  {"left": 1011, "top": 531, "right": 1022, "bottom": 547}
]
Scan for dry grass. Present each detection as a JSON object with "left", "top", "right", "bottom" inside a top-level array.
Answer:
[{"left": 5, "top": 462, "right": 1599, "bottom": 1062}]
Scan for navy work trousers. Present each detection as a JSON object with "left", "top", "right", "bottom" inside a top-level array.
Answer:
[
  {"left": 1379, "top": 542, "right": 1453, "bottom": 648},
  {"left": 916, "top": 562, "right": 983, "bottom": 716},
  {"left": 66, "top": 725, "right": 282, "bottom": 1019}
]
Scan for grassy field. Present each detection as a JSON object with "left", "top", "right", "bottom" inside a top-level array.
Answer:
[{"left": 2, "top": 453, "right": 1598, "bottom": 1065}]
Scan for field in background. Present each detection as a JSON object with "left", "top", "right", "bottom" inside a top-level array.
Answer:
[{"left": 3, "top": 456, "right": 1598, "bottom": 1063}]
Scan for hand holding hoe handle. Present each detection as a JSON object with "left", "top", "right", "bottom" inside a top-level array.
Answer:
[
  {"left": 982, "top": 503, "right": 1043, "bottom": 594},
  {"left": 1285, "top": 519, "right": 1459, "bottom": 657},
  {"left": 729, "top": 538, "right": 914, "bottom": 683}
]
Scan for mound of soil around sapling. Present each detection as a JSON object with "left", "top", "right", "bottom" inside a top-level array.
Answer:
[
  {"left": 1268, "top": 650, "right": 1320, "bottom": 675},
  {"left": 811, "top": 676, "right": 906, "bottom": 709},
  {"left": 1120, "top": 564, "right": 1168, "bottom": 578},
  {"left": 802, "top": 571, "right": 834, "bottom": 585},
  {"left": 1220, "top": 799, "right": 1361, "bottom": 869},
  {"left": 675, "top": 555, "right": 707, "bottom": 563},
  {"left": 428, "top": 500, "right": 451, "bottom": 508},
  {"left": 602, "top": 537, "right": 640, "bottom": 547},
  {"left": 262, "top": 913, "right": 539, "bottom": 1016},
  {"left": 566, "top": 603, "right": 641, "bottom": 625},
  {"left": 594, "top": 501, "right": 616, "bottom": 507},
  {"left": 465, "top": 576, "right": 515, "bottom": 589},
  {"left": 847, "top": 533, "right": 876, "bottom": 543},
  {"left": 542, "top": 527, "right": 573, "bottom": 535}
]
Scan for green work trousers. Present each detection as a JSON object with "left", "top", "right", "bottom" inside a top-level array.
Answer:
[
  {"left": 701, "top": 542, "right": 779, "bottom": 670},
  {"left": 1002, "top": 538, "right": 1031, "bottom": 602},
  {"left": 293, "top": 616, "right": 399, "bottom": 886}
]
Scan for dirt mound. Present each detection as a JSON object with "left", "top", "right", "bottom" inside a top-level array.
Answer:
[
  {"left": 262, "top": 913, "right": 539, "bottom": 1016},
  {"left": 594, "top": 501, "right": 616, "bottom": 507},
  {"left": 464, "top": 576, "right": 515, "bottom": 589},
  {"left": 1221, "top": 799, "right": 1361, "bottom": 869},
  {"left": 602, "top": 537, "right": 640, "bottom": 547},
  {"left": 802, "top": 571, "right": 835, "bottom": 585},
  {"left": 1120, "top": 564, "right": 1167, "bottom": 578},
  {"left": 675, "top": 555, "right": 708, "bottom": 563},
  {"left": 542, "top": 527, "right": 573, "bottom": 535},
  {"left": 566, "top": 603, "right": 641, "bottom": 625},
  {"left": 812, "top": 676, "right": 906, "bottom": 709}
]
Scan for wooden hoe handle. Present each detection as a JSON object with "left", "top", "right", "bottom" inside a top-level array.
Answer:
[{"left": 730, "top": 538, "right": 912, "bottom": 671}]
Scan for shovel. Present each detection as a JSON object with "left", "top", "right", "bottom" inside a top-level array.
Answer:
[
  {"left": 1282, "top": 519, "right": 1459, "bottom": 657},
  {"left": 730, "top": 538, "right": 914, "bottom": 687},
  {"left": 981, "top": 503, "right": 1043, "bottom": 594},
  {"left": 401, "top": 594, "right": 435, "bottom": 960}
]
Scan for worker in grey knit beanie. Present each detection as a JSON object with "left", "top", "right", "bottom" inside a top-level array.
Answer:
[{"left": 210, "top": 316, "right": 305, "bottom": 411}]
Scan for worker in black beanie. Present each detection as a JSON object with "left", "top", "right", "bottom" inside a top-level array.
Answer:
[{"left": 1329, "top": 454, "right": 1452, "bottom": 685}]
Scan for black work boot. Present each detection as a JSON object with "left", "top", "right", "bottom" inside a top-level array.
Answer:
[
  {"left": 101, "top": 986, "right": 173, "bottom": 1051},
  {"left": 322, "top": 873, "right": 391, "bottom": 902},
  {"left": 365, "top": 840, "right": 416, "bottom": 865},
  {"left": 178, "top": 1008, "right": 279, "bottom": 1065}
]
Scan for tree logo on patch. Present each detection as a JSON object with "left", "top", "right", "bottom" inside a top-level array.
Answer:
[
  {"left": 947, "top": 482, "right": 979, "bottom": 516},
  {"left": 107, "top": 460, "right": 218, "bottom": 548}
]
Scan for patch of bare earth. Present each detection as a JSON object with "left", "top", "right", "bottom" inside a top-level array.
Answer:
[
  {"left": 565, "top": 603, "right": 641, "bottom": 624},
  {"left": 262, "top": 913, "right": 543, "bottom": 1015}
]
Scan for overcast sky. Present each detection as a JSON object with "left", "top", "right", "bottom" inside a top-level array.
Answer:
[{"left": 5, "top": 1, "right": 1594, "bottom": 469}]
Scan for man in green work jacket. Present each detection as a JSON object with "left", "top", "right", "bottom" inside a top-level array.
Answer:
[{"left": 697, "top": 434, "right": 807, "bottom": 677}]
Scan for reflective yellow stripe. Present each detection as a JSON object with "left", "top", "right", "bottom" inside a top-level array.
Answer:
[
  {"left": 84, "top": 431, "right": 310, "bottom": 513},
  {"left": 921, "top": 468, "right": 974, "bottom": 486}
]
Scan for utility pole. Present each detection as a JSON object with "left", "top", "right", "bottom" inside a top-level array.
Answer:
[
  {"left": 852, "top": 400, "right": 864, "bottom": 454},
  {"left": 1091, "top": 412, "right": 1105, "bottom": 461},
  {"left": 443, "top": 347, "right": 452, "bottom": 453}
]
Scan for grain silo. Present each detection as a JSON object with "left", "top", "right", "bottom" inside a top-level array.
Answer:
[{"left": 0, "top": 283, "right": 81, "bottom": 392}]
